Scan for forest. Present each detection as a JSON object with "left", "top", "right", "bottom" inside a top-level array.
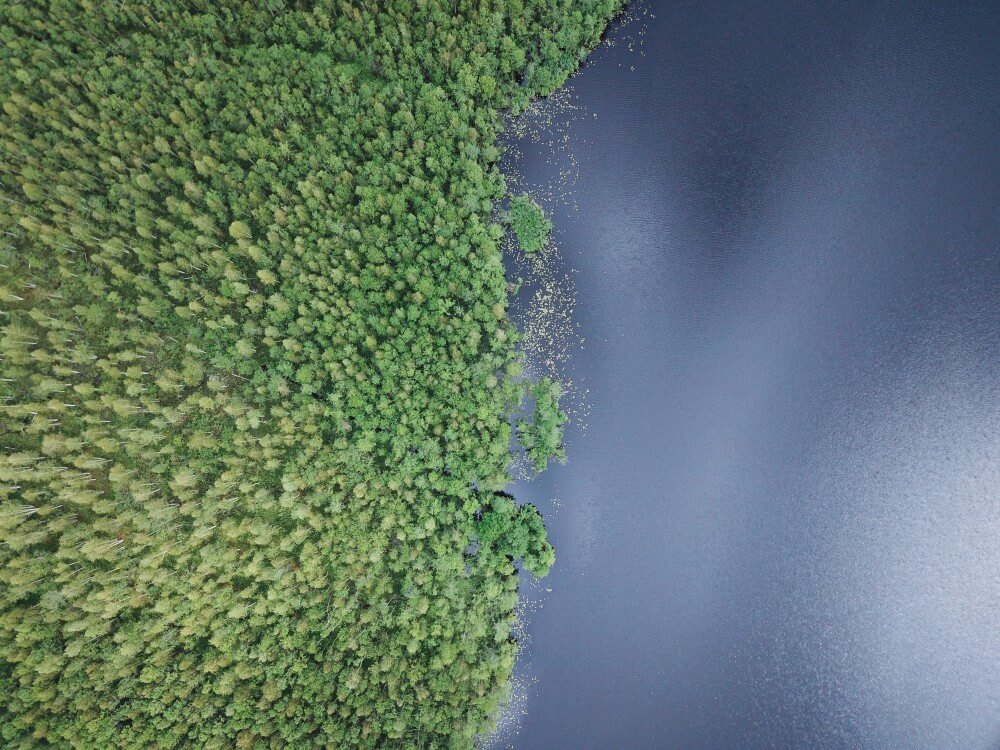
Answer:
[{"left": 0, "top": 0, "right": 618, "bottom": 747}]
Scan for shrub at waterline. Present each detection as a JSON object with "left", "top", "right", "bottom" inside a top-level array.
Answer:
[
  {"left": 476, "top": 494, "right": 555, "bottom": 579},
  {"left": 518, "top": 378, "right": 570, "bottom": 473}
]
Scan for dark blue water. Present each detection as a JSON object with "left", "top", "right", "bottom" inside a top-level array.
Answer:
[{"left": 504, "top": 1, "right": 1000, "bottom": 748}]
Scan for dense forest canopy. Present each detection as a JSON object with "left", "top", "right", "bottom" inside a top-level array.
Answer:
[{"left": 0, "top": 0, "right": 618, "bottom": 747}]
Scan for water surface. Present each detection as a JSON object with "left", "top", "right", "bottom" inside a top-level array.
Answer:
[{"left": 505, "top": 1, "right": 1000, "bottom": 747}]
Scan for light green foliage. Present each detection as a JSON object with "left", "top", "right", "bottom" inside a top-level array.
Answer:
[
  {"left": 509, "top": 194, "right": 553, "bottom": 253},
  {"left": 518, "top": 377, "right": 569, "bottom": 473},
  {"left": 476, "top": 495, "right": 555, "bottom": 578},
  {"left": 0, "top": 0, "right": 617, "bottom": 747}
]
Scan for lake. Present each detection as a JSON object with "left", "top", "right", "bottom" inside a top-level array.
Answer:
[{"left": 501, "top": 1, "right": 1000, "bottom": 747}]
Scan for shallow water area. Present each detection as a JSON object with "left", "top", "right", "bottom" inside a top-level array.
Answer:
[{"left": 496, "top": 1, "right": 1000, "bottom": 748}]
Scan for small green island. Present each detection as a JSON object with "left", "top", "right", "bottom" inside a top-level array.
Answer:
[
  {"left": 509, "top": 194, "right": 554, "bottom": 253},
  {"left": 0, "top": 0, "right": 618, "bottom": 747}
]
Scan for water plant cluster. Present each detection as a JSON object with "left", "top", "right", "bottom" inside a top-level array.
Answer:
[{"left": 0, "top": 0, "right": 617, "bottom": 747}]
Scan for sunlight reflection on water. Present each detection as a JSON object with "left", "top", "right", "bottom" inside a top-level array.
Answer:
[{"left": 494, "top": 0, "right": 1000, "bottom": 748}]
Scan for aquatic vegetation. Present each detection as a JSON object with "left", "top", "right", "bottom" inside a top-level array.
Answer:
[
  {"left": 0, "top": 0, "right": 617, "bottom": 747},
  {"left": 509, "top": 194, "right": 553, "bottom": 253},
  {"left": 518, "top": 377, "right": 569, "bottom": 473}
]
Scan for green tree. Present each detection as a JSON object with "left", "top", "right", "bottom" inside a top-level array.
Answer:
[
  {"left": 509, "top": 194, "right": 552, "bottom": 253},
  {"left": 0, "top": 1, "right": 617, "bottom": 747},
  {"left": 476, "top": 494, "right": 555, "bottom": 577},
  {"left": 518, "top": 377, "right": 569, "bottom": 472}
]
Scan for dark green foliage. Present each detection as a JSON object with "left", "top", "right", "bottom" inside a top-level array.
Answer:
[
  {"left": 0, "top": 0, "right": 617, "bottom": 747},
  {"left": 509, "top": 194, "right": 552, "bottom": 253},
  {"left": 476, "top": 495, "right": 555, "bottom": 578},
  {"left": 518, "top": 378, "right": 569, "bottom": 472}
]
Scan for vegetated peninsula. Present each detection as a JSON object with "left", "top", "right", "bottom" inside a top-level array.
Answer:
[{"left": 0, "top": 1, "right": 618, "bottom": 747}]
